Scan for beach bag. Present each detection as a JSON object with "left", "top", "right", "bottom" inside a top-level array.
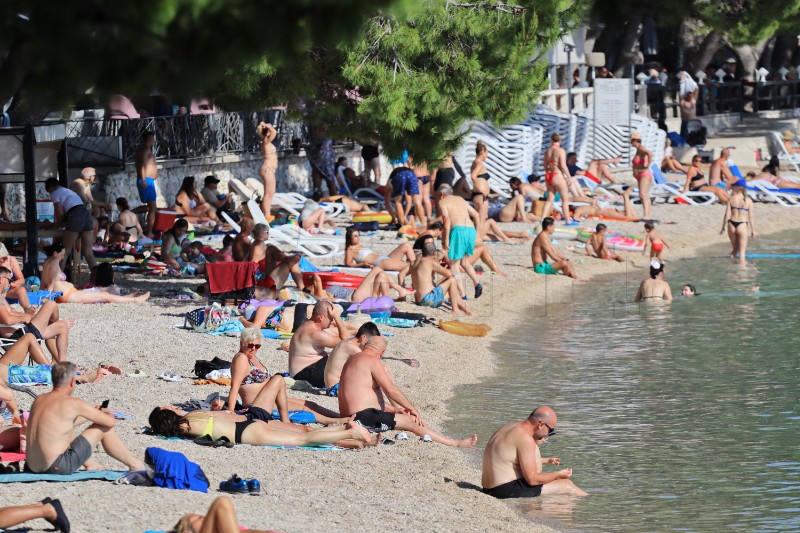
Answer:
[
  {"left": 146, "top": 256, "right": 169, "bottom": 275},
  {"left": 91, "top": 262, "right": 115, "bottom": 287},
  {"left": 353, "top": 221, "right": 379, "bottom": 232},
  {"left": 194, "top": 357, "right": 231, "bottom": 379},
  {"left": 199, "top": 302, "right": 235, "bottom": 332},
  {"left": 184, "top": 307, "right": 205, "bottom": 329}
]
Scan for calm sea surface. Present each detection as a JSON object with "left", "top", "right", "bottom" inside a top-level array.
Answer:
[{"left": 447, "top": 231, "right": 800, "bottom": 532}]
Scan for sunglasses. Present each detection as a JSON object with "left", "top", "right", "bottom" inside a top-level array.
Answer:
[
  {"left": 543, "top": 421, "right": 556, "bottom": 437},
  {"left": 246, "top": 343, "right": 262, "bottom": 350}
]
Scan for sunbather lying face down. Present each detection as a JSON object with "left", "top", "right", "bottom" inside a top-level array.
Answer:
[{"left": 148, "top": 406, "right": 377, "bottom": 449}]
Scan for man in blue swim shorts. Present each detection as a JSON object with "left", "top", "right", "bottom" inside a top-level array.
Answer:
[
  {"left": 531, "top": 217, "right": 585, "bottom": 281},
  {"left": 438, "top": 184, "right": 484, "bottom": 299},
  {"left": 409, "top": 239, "right": 473, "bottom": 315},
  {"left": 136, "top": 131, "right": 159, "bottom": 236},
  {"left": 388, "top": 157, "right": 426, "bottom": 227}
]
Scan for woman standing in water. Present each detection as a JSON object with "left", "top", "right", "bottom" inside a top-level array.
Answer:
[
  {"left": 635, "top": 261, "right": 673, "bottom": 301},
  {"left": 720, "top": 185, "right": 756, "bottom": 263},
  {"left": 257, "top": 122, "right": 277, "bottom": 218}
]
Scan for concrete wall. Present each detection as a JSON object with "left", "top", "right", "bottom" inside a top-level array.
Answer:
[{"left": 6, "top": 145, "right": 394, "bottom": 220}]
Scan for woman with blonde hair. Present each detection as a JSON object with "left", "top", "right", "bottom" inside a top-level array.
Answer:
[
  {"left": 720, "top": 185, "right": 756, "bottom": 263},
  {"left": 256, "top": 122, "right": 278, "bottom": 217}
]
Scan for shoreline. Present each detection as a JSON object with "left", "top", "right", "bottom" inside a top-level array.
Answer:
[{"left": 1, "top": 203, "right": 797, "bottom": 532}]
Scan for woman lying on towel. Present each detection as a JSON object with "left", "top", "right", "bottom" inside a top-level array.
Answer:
[
  {"left": 226, "top": 328, "right": 349, "bottom": 426},
  {"left": 344, "top": 228, "right": 415, "bottom": 282},
  {"left": 0, "top": 333, "right": 112, "bottom": 385},
  {"left": 169, "top": 496, "right": 270, "bottom": 533},
  {"left": 148, "top": 404, "right": 376, "bottom": 449},
  {"left": 41, "top": 243, "right": 150, "bottom": 304}
]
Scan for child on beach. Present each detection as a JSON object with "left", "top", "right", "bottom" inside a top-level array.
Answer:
[
  {"left": 183, "top": 241, "right": 208, "bottom": 266},
  {"left": 643, "top": 222, "right": 670, "bottom": 263},
  {"left": 586, "top": 224, "right": 624, "bottom": 262}
]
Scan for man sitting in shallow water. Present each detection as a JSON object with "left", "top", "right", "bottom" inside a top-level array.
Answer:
[
  {"left": 482, "top": 405, "right": 587, "bottom": 498},
  {"left": 338, "top": 335, "right": 477, "bottom": 448}
]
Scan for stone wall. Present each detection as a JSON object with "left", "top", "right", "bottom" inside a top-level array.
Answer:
[{"left": 6, "top": 145, "right": 393, "bottom": 220}]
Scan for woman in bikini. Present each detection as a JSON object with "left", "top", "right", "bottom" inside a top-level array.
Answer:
[
  {"left": 175, "top": 177, "right": 221, "bottom": 225},
  {"left": 344, "top": 228, "right": 415, "bottom": 283},
  {"left": 257, "top": 122, "right": 278, "bottom": 217},
  {"left": 630, "top": 132, "right": 654, "bottom": 219},
  {"left": 720, "top": 185, "right": 756, "bottom": 263},
  {"left": 682, "top": 156, "right": 729, "bottom": 203},
  {"left": 409, "top": 156, "right": 433, "bottom": 223},
  {"left": 41, "top": 244, "right": 150, "bottom": 304},
  {"left": 148, "top": 405, "right": 374, "bottom": 450},
  {"left": 470, "top": 141, "right": 491, "bottom": 221},
  {"left": 634, "top": 261, "right": 673, "bottom": 302},
  {"left": 542, "top": 133, "right": 576, "bottom": 225},
  {"left": 0, "top": 244, "right": 34, "bottom": 313},
  {"left": 115, "top": 197, "right": 143, "bottom": 244},
  {"left": 225, "top": 328, "right": 350, "bottom": 426},
  {"left": 168, "top": 496, "right": 272, "bottom": 533},
  {"left": 748, "top": 162, "right": 800, "bottom": 190}
]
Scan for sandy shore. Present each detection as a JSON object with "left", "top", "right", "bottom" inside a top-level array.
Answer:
[{"left": 0, "top": 192, "right": 796, "bottom": 532}]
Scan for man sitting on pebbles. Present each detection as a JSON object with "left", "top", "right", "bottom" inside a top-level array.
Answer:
[
  {"left": 289, "top": 301, "right": 352, "bottom": 388},
  {"left": 25, "top": 362, "right": 146, "bottom": 475},
  {"left": 323, "top": 321, "right": 381, "bottom": 396},
  {"left": 409, "top": 239, "right": 473, "bottom": 316},
  {"left": 338, "top": 335, "right": 477, "bottom": 448}
]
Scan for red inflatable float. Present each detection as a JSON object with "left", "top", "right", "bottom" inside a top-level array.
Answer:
[{"left": 301, "top": 271, "right": 365, "bottom": 290}]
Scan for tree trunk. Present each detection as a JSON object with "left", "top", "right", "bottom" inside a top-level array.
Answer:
[
  {"left": 733, "top": 38, "right": 771, "bottom": 81},
  {"left": 693, "top": 30, "right": 725, "bottom": 73},
  {"left": 613, "top": 15, "right": 644, "bottom": 78},
  {"left": 770, "top": 34, "right": 796, "bottom": 70}
]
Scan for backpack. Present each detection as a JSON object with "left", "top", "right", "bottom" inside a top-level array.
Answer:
[
  {"left": 194, "top": 357, "right": 232, "bottom": 379},
  {"left": 92, "top": 263, "right": 115, "bottom": 287}
]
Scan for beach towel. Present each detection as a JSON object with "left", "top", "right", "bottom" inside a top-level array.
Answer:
[
  {"left": 372, "top": 317, "right": 420, "bottom": 328},
  {"left": 207, "top": 320, "right": 244, "bottom": 336},
  {"left": 206, "top": 262, "right": 255, "bottom": 294},
  {"left": 0, "top": 452, "right": 25, "bottom": 462},
  {"left": 0, "top": 470, "right": 125, "bottom": 483},
  {"left": 298, "top": 256, "right": 338, "bottom": 273},
  {"left": 145, "top": 447, "right": 209, "bottom": 492}
]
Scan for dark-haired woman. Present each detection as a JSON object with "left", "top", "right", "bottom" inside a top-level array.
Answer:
[
  {"left": 41, "top": 244, "right": 149, "bottom": 303},
  {"left": 344, "top": 228, "right": 414, "bottom": 282},
  {"left": 175, "top": 177, "right": 220, "bottom": 224},
  {"left": 635, "top": 262, "right": 673, "bottom": 302}
]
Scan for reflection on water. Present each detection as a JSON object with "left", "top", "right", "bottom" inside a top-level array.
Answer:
[{"left": 447, "top": 233, "right": 800, "bottom": 532}]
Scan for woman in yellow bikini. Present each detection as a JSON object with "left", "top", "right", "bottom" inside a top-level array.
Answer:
[
  {"left": 630, "top": 132, "right": 653, "bottom": 219},
  {"left": 41, "top": 244, "right": 150, "bottom": 304},
  {"left": 257, "top": 122, "right": 278, "bottom": 218}
]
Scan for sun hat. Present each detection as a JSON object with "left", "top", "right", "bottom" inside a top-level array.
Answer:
[
  {"left": 782, "top": 130, "right": 795, "bottom": 141},
  {"left": 0, "top": 243, "right": 8, "bottom": 258}
]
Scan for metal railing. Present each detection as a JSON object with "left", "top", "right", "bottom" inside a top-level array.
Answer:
[{"left": 63, "top": 110, "right": 349, "bottom": 165}]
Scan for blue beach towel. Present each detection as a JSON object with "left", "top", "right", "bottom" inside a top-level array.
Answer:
[
  {"left": 0, "top": 470, "right": 125, "bottom": 483},
  {"left": 298, "top": 256, "right": 338, "bottom": 273}
]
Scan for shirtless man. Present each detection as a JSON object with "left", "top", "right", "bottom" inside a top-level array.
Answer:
[
  {"left": 249, "top": 224, "right": 305, "bottom": 291},
  {"left": 0, "top": 277, "right": 71, "bottom": 362},
  {"left": 232, "top": 217, "right": 254, "bottom": 262},
  {"left": 71, "top": 167, "right": 111, "bottom": 217},
  {"left": 25, "top": 362, "right": 146, "bottom": 474},
  {"left": 323, "top": 321, "right": 380, "bottom": 394},
  {"left": 288, "top": 301, "right": 349, "bottom": 388},
  {"left": 709, "top": 148, "right": 735, "bottom": 187},
  {"left": 542, "top": 134, "right": 577, "bottom": 225},
  {"left": 339, "top": 335, "right": 477, "bottom": 447},
  {"left": 531, "top": 217, "right": 585, "bottom": 281},
  {"left": 135, "top": 131, "right": 158, "bottom": 236},
  {"left": 438, "top": 184, "right": 483, "bottom": 299},
  {"left": 410, "top": 240, "right": 472, "bottom": 316},
  {"left": 482, "top": 405, "right": 587, "bottom": 498}
]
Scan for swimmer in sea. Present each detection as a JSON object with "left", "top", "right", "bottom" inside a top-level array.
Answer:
[
  {"left": 681, "top": 284, "right": 698, "bottom": 296},
  {"left": 635, "top": 261, "right": 672, "bottom": 302}
]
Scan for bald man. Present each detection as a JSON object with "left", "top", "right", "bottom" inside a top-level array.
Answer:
[
  {"left": 288, "top": 301, "right": 350, "bottom": 388},
  {"left": 338, "top": 335, "right": 477, "bottom": 448},
  {"left": 482, "top": 405, "right": 587, "bottom": 498},
  {"left": 71, "top": 167, "right": 111, "bottom": 217}
]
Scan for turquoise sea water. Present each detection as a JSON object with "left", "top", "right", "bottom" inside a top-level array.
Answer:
[{"left": 447, "top": 231, "right": 800, "bottom": 532}]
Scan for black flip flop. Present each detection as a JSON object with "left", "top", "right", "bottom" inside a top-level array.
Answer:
[{"left": 42, "top": 498, "right": 71, "bottom": 533}]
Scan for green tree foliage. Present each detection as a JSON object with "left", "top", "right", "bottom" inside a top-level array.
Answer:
[
  {"left": 695, "top": 0, "right": 800, "bottom": 46},
  {"left": 0, "top": 0, "right": 401, "bottom": 108}
]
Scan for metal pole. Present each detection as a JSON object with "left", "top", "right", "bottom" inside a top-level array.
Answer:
[
  {"left": 567, "top": 47, "right": 573, "bottom": 114},
  {"left": 22, "top": 124, "right": 40, "bottom": 278}
]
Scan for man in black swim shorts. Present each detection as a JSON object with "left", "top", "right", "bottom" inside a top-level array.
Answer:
[
  {"left": 288, "top": 301, "right": 350, "bottom": 388},
  {"left": 338, "top": 336, "right": 478, "bottom": 447},
  {"left": 482, "top": 405, "right": 587, "bottom": 498}
]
